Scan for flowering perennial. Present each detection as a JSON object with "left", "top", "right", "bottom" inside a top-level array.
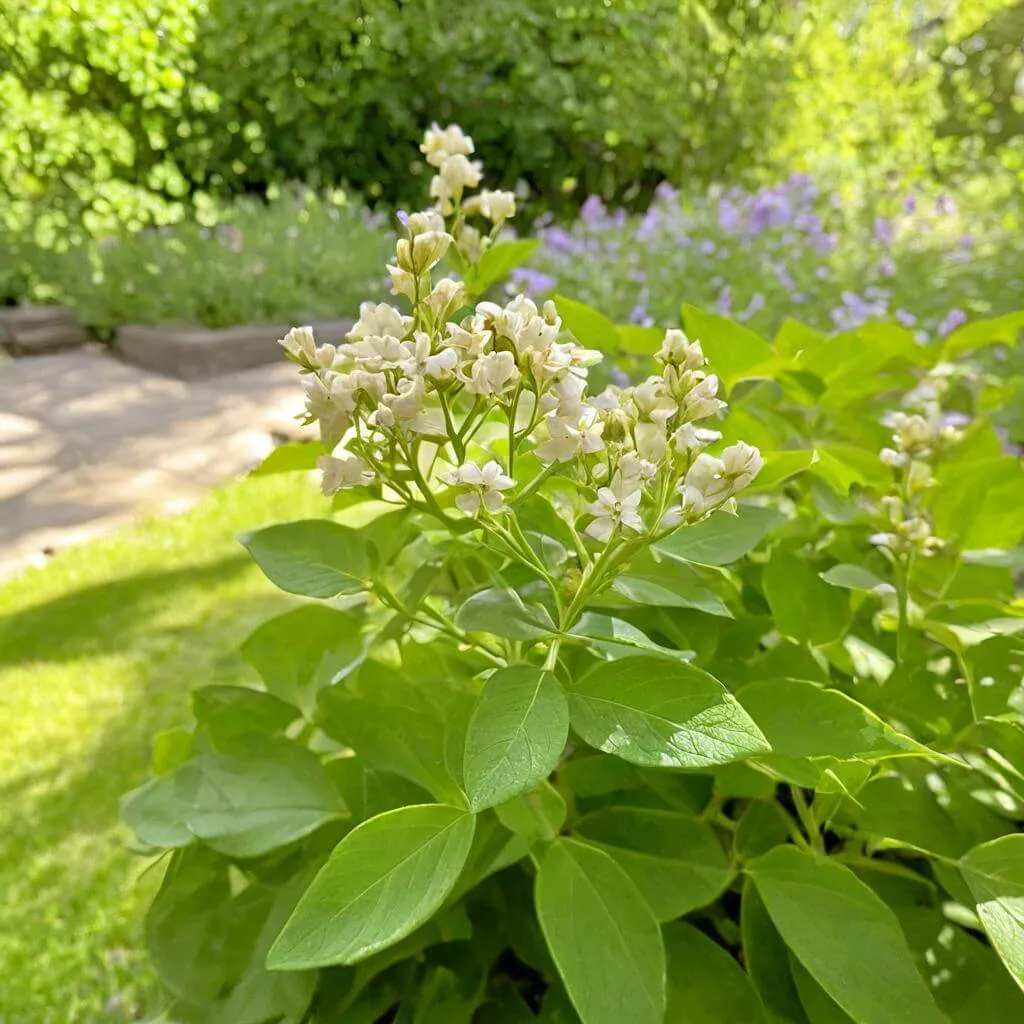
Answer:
[{"left": 280, "top": 124, "right": 761, "bottom": 558}]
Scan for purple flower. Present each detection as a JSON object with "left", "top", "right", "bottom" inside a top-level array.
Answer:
[
  {"left": 876, "top": 255, "right": 896, "bottom": 277},
  {"left": 510, "top": 268, "right": 557, "bottom": 295},
  {"left": 937, "top": 308, "right": 968, "bottom": 336},
  {"left": 581, "top": 195, "right": 606, "bottom": 224},
  {"left": 654, "top": 181, "right": 679, "bottom": 204},
  {"left": 628, "top": 304, "right": 654, "bottom": 327},
  {"left": 717, "top": 199, "right": 742, "bottom": 234},
  {"left": 873, "top": 217, "right": 894, "bottom": 246},
  {"left": 738, "top": 292, "right": 765, "bottom": 322},
  {"left": 611, "top": 367, "right": 631, "bottom": 387},
  {"left": 936, "top": 194, "right": 958, "bottom": 216},
  {"left": 773, "top": 263, "right": 796, "bottom": 290},
  {"left": 700, "top": 240, "right": 717, "bottom": 256},
  {"left": 716, "top": 285, "right": 733, "bottom": 316},
  {"left": 396, "top": 209, "right": 410, "bottom": 227},
  {"left": 895, "top": 308, "right": 917, "bottom": 328},
  {"left": 904, "top": 193, "right": 917, "bottom": 214}
]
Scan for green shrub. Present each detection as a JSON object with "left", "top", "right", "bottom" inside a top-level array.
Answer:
[
  {"left": 123, "top": 123, "right": 1024, "bottom": 1024},
  {"left": 57, "top": 189, "right": 389, "bottom": 331},
  {"left": 181, "top": 0, "right": 793, "bottom": 209}
]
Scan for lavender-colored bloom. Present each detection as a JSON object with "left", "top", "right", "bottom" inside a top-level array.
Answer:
[
  {"left": 876, "top": 255, "right": 896, "bottom": 277},
  {"left": 700, "top": 240, "right": 717, "bottom": 256},
  {"left": 895, "top": 308, "right": 917, "bottom": 328},
  {"left": 543, "top": 226, "right": 577, "bottom": 256},
  {"left": 936, "top": 194, "right": 957, "bottom": 216},
  {"left": 873, "top": 217, "right": 894, "bottom": 246},
  {"left": 738, "top": 292, "right": 765, "bottom": 322},
  {"left": 716, "top": 285, "right": 733, "bottom": 316},
  {"left": 942, "top": 411, "right": 971, "bottom": 429},
  {"left": 396, "top": 209, "right": 410, "bottom": 227},
  {"left": 627, "top": 267, "right": 647, "bottom": 284},
  {"left": 611, "top": 367, "right": 631, "bottom": 387},
  {"left": 904, "top": 193, "right": 917, "bottom": 214},
  {"left": 791, "top": 292, "right": 807, "bottom": 304},
  {"left": 654, "top": 181, "right": 679, "bottom": 204},
  {"left": 628, "top": 304, "right": 654, "bottom": 327},
  {"left": 581, "top": 195, "right": 606, "bottom": 224},
  {"left": 717, "top": 199, "right": 742, "bottom": 234},
  {"left": 773, "top": 262, "right": 796, "bottom": 290},
  {"left": 937, "top": 308, "right": 968, "bottom": 336},
  {"left": 510, "top": 268, "right": 557, "bottom": 295},
  {"left": 815, "top": 266, "right": 831, "bottom": 280}
]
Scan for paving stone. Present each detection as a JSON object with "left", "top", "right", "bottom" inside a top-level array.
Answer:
[{"left": 0, "top": 348, "right": 314, "bottom": 579}]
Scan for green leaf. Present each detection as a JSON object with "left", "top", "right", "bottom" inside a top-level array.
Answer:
[
  {"left": 959, "top": 834, "right": 1024, "bottom": 991},
  {"left": 317, "top": 661, "right": 465, "bottom": 805},
  {"left": 187, "top": 738, "right": 346, "bottom": 857},
  {"left": 495, "top": 780, "right": 567, "bottom": 843},
  {"left": 748, "top": 845, "right": 946, "bottom": 1024},
  {"left": 735, "top": 801, "right": 790, "bottom": 861},
  {"left": 567, "top": 656, "right": 770, "bottom": 769},
  {"left": 656, "top": 505, "right": 785, "bottom": 565},
  {"left": 463, "top": 666, "right": 568, "bottom": 812},
  {"left": 535, "top": 837, "right": 666, "bottom": 1024},
  {"left": 574, "top": 807, "right": 734, "bottom": 921},
  {"left": 242, "top": 605, "right": 365, "bottom": 716},
  {"left": 747, "top": 449, "right": 818, "bottom": 493},
  {"left": 682, "top": 304, "right": 777, "bottom": 389},
  {"left": 455, "top": 587, "right": 555, "bottom": 640},
  {"left": 618, "top": 324, "right": 664, "bottom": 355},
  {"left": 941, "top": 310, "right": 1024, "bottom": 360},
  {"left": 741, "top": 879, "right": 809, "bottom": 1023},
  {"left": 267, "top": 804, "right": 476, "bottom": 969},
  {"left": 820, "top": 564, "right": 895, "bottom": 595},
  {"left": 810, "top": 447, "right": 891, "bottom": 495},
  {"left": 555, "top": 294, "right": 621, "bottom": 351},
  {"left": 611, "top": 553, "right": 734, "bottom": 618},
  {"left": 665, "top": 921, "right": 767, "bottom": 1023},
  {"left": 791, "top": 956, "right": 857, "bottom": 1023},
  {"left": 192, "top": 685, "right": 299, "bottom": 744},
  {"left": 763, "top": 549, "right": 851, "bottom": 645},
  {"left": 775, "top": 318, "right": 827, "bottom": 358},
  {"left": 469, "top": 239, "right": 541, "bottom": 294},
  {"left": 241, "top": 519, "right": 372, "bottom": 598},
  {"left": 250, "top": 441, "right": 320, "bottom": 476},
  {"left": 737, "top": 679, "right": 934, "bottom": 763},
  {"left": 568, "top": 613, "right": 694, "bottom": 662}
]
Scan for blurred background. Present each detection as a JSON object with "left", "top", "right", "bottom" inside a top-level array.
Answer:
[{"left": 1, "top": 2, "right": 1023, "bottom": 1021}]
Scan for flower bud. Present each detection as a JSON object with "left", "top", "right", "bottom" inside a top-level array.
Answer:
[
  {"left": 479, "top": 190, "right": 516, "bottom": 224},
  {"left": 407, "top": 209, "right": 447, "bottom": 236},
  {"left": 387, "top": 264, "right": 420, "bottom": 300},
  {"left": 426, "top": 278, "right": 467, "bottom": 321},
  {"left": 656, "top": 329, "right": 705, "bottom": 371},
  {"left": 396, "top": 230, "right": 452, "bottom": 275}
]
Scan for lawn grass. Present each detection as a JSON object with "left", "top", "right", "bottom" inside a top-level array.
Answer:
[{"left": 0, "top": 473, "right": 326, "bottom": 1023}]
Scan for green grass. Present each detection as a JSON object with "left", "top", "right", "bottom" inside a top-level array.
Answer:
[{"left": 0, "top": 473, "right": 325, "bottom": 1023}]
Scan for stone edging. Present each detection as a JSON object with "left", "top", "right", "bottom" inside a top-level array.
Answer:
[
  {"left": 115, "top": 318, "right": 354, "bottom": 379},
  {"left": 0, "top": 304, "right": 88, "bottom": 355}
]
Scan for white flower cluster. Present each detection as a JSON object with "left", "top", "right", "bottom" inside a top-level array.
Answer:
[
  {"left": 279, "top": 123, "right": 762, "bottom": 547},
  {"left": 872, "top": 387, "right": 964, "bottom": 558}
]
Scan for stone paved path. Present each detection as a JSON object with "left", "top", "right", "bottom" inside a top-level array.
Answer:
[{"left": 0, "top": 347, "right": 309, "bottom": 579}]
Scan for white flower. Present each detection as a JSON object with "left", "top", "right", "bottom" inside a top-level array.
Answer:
[
  {"left": 318, "top": 453, "right": 374, "bottom": 494},
  {"left": 634, "top": 421, "right": 669, "bottom": 462},
  {"left": 632, "top": 376, "right": 677, "bottom": 424},
  {"left": 473, "top": 299, "right": 528, "bottom": 342},
  {"left": 400, "top": 332, "right": 459, "bottom": 379},
  {"left": 387, "top": 264, "right": 418, "bottom": 299},
  {"left": 585, "top": 474, "right": 644, "bottom": 542},
  {"left": 721, "top": 442, "right": 763, "bottom": 491},
  {"left": 280, "top": 325, "right": 318, "bottom": 365},
  {"left": 443, "top": 459, "right": 515, "bottom": 514},
  {"left": 426, "top": 278, "right": 467, "bottom": 321},
  {"left": 463, "top": 350, "right": 520, "bottom": 395},
  {"left": 429, "top": 175, "right": 456, "bottom": 215},
  {"left": 442, "top": 323, "right": 490, "bottom": 359},
  {"left": 880, "top": 447, "right": 909, "bottom": 468},
  {"left": 478, "top": 190, "right": 516, "bottom": 223},
  {"left": 340, "top": 334, "right": 406, "bottom": 372},
  {"left": 396, "top": 230, "right": 453, "bottom": 274},
  {"left": 439, "top": 154, "right": 483, "bottom": 191},
  {"left": 407, "top": 209, "right": 447, "bottom": 235},
  {"left": 421, "top": 123, "right": 474, "bottom": 167},
  {"left": 680, "top": 374, "right": 725, "bottom": 421},
  {"left": 374, "top": 376, "right": 425, "bottom": 429},
  {"left": 656, "top": 329, "right": 705, "bottom": 370},
  {"left": 535, "top": 409, "right": 605, "bottom": 463},
  {"left": 347, "top": 302, "right": 411, "bottom": 341},
  {"left": 516, "top": 314, "right": 561, "bottom": 353},
  {"left": 673, "top": 423, "right": 722, "bottom": 454},
  {"left": 619, "top": 452, "right": 658, "bottom": 483}
]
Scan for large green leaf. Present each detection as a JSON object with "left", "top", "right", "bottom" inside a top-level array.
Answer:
[
  {"left": 317, "top": 661, "right": 465, "bottom": 805},
  {"left": 123, "top": 738, "right": 346, "bottom": 856},
  {"left": 748, "top": 846, "right": 946, "bottom": 1024},
  {"left": 463, "top": 666, "right": 568, "bottom": 812},
  {"left": 495, "top": 781, "right": 567, "bottom": 843},
  {"left": 762, "top": 549, "right": 851, "bottom": 645},
  {"left": 192, "top": 685, "right": 299, "bottom": 745},
  {"left": 242, "top": 605, "right": 365, "bottom": 716},
  {"left": 455, "top": 588, "right": 555, "bottom": 640},
  {"left": 682, "top": 304, "right": 777, "bottom": 389},
  {"left": 960, "top": 834, "right": 1024, "bottom": 991},
  {"left": 568, "top": 613, "right": 694, "bottom": 663},
  {"left": 469, "top": 239, "right": 541, "bottom": 294},
  {"left": 535, "top": 838, "right": 665, "bottom": 1024},
  {"left": 241, "top": 519, "right": 373, "bottom": 598},
  {"left": 267, "top": 804, "right": 475, "bottom": 969},
  {"left": 574, "top": 807, "right": 733, "bottom": 921},
  {"left": 566, "top": 656, "right": 770, "bottom": 769},
  {"left": 665, "top": 921, "right": 766, "bottom": 1023},
  {"left": 742, "top": 879, "right": 809, "bottom": 1023},
  {"left": 656, "top": 505, "right": 786, "bottom": 566},
  {"left": 555, "top": 294, "right": 621, "bottom": 351},
  {"left": 737, "top": 679, "right": 935, "bottom": 765},
  {"left": 250, "top": 441, "right": 320, "bottom": 476}
]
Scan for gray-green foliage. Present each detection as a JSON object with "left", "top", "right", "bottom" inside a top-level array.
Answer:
[{"left": 123, "top": 161, "right": 1024, "bottom": 1023}]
